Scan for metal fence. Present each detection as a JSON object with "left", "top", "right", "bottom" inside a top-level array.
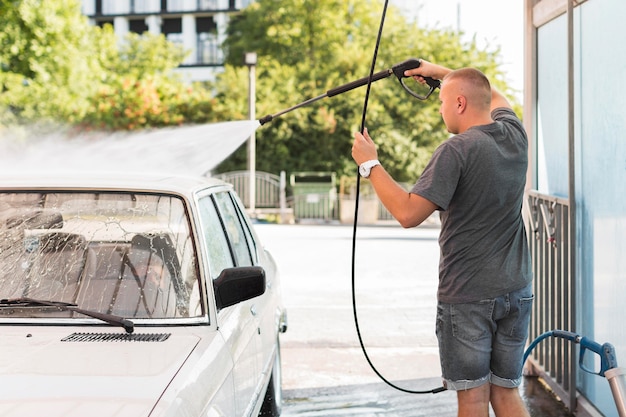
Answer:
[
  {"left": 214, "top": 170, "right": 283, "bottom": 209},
  {"left": 215, "top": 171, "right": 418, "bottom": 224},
  {"left": 525, "top": 190, "right": 577, "bottom": 411}
]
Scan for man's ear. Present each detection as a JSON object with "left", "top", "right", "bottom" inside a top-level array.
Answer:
[{"left": 457, "top": 96, "right": 467, "bottom": 112}]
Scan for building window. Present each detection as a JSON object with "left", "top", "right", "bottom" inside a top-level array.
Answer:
[
  {"left": 133, "top": 0, "right": 159, "bottom": 14},
  {"left": 196, "top": 16, "right": 217, "bottom": 33},
  {"left": 197, "top": 16, "right": 219, "bottom": 65},
  {"left": 129, "top": 18, "right": 149, "bottom": 34},
  {"left": 163, "top": 17, "right": 183, "bottom": 47},
  {"left": 199, "top": 0, "right": 218, "bottom": 10},
  {"left": 96, "top": 19, "right": 114, "bottom": 28},
  {"left": 163, "top": 17, "right": 182, "bottom": 34}
]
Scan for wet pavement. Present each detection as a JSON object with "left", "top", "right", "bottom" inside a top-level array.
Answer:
[
  {"left": 255, "top": 222, "right": 573, "bottom": 416},
  {"left": 281, "top": 376, "right": 573, "bottom": 416}
]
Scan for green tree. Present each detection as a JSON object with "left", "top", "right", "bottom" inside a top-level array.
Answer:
[
  {"left": 80, "top": 28, "right": 219, "bottom": 130},
  {"left": 0, "top": 0, "right": 103, "bottom": 123},
  {"left": 215, "top": 0, "right": 515, "bottom": 182},
  {"left": 0, "top": 0, "right": 218, "bottom": 130}
]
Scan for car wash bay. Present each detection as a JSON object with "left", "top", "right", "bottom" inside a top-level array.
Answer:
[{"left": 255, "top": 223, "right": 572, "bottom": 417}]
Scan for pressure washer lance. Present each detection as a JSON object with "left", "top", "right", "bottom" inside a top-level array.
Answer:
[
  {"left": 258, "top": 58, "right": 441, "bottom": 125},
  {"left": 524, "top": 329, "right": 626, "bottom": 416}
]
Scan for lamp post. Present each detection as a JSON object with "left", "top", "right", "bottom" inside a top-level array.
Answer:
[{"left": 244, "top": 52, "right": 257, "bottom": 213}]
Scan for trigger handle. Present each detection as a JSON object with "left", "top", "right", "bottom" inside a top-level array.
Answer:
[{"left": 391, "top": 58, "right": 441, "bottom": 100}]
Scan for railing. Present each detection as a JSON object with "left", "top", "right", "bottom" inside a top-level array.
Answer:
[
  {"left": 216, "top": 170, "right": 340, "bottom": 223},
  {"left": 167, "top": 0, "right": 230, "bottom": 13},
  {"left": 525, "top": 190, "right": 577, "bottom": 411},
  {"left": 93, "top": 0, "right": 230, "bottom": 15},
  {"left": 215, "top": 172, "right": 432, "bottom": 224},
  {"left": 214, "top": 170, "right": 284, "bottom": 209}
]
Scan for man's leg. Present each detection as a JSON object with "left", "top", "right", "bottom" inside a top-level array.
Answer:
[
  {"left": 436, "top": 300, "right": 494, "bottom": 417},
  {"left": 489, "top": 284, "right": 533, "bottom": 417},
  {"left": 457, "top": 384, "right": 490, "bottom": 417},
  {"left": 490, "top": 385, "right": 530, "bottom": 417}
]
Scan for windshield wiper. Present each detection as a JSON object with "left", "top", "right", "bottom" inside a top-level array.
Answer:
[{"left": 0, "top": 297, "right": 134, "bottom": 333}]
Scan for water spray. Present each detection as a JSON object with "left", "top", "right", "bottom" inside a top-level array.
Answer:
[
  {"left": 0, "top": 120, "right": 259, "bottom": 178},
  {"left": 257, "top": 58, "right": 440, "bottom": 126}
]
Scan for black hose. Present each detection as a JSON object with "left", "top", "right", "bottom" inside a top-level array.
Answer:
[{"left": 350, "top": 0, "right": 445, "bottom": 395}]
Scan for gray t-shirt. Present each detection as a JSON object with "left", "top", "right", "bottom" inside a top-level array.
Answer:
[{"left": 411, "top": 107, "right": 532, "bottom": 304}]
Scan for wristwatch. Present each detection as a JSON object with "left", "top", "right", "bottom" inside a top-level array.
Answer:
[{"left": 359, "top": 159, "right": 381, "bottom": 178}]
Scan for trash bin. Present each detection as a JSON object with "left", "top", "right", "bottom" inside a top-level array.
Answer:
[
  {"left": 290, "top": 172, "right": 337, "bottom": 221},
  {"left": 338, "top": 175, "right": 379, "bottom": 224}
]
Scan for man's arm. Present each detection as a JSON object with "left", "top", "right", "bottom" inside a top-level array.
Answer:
[
  {"left": 491, "top": 87, "right": 512, "bottom": 112},
  {"left": 404, "top": 60, "right": 452, "bottom": 82},
  {"left": 407, "top": 60, "right": 512, "bottom": 112},
  {"left": 366, "top": 164, "right": 438, "bottom": 228},
  {"left": 352, "top": 129, "right": 437, "bottom": 228}
]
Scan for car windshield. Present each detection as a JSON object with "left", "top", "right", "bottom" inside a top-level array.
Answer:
[{"left": 0, "top": 191, "right": 201, "bottom": 320}]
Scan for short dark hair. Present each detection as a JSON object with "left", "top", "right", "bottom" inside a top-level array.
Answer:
[{"left": 444, "top": 68, "right": 491, "bottom": 110}]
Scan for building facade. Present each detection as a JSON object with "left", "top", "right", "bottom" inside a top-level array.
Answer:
[
  {"left": 81, "top": 0, "right": 253, "bottom": 82},
  {"left": 524, "top": 0, "right": 626, "bottom": 416}
]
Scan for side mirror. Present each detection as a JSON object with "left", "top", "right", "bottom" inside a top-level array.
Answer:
[{"left": 213, "top": 266, "right": 266, "bottom": 310}]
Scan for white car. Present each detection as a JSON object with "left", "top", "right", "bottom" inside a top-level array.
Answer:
[{"left": 0, "top": 172, "right": 287, "bottom": 417}]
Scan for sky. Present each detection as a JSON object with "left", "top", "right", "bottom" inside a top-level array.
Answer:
[{"left": 395, "top": 0, "right": 524, "bottom": 100}]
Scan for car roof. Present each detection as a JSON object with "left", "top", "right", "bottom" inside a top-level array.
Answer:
[{"left": 0, "top": 171, "right": 231, "bottom": 196}]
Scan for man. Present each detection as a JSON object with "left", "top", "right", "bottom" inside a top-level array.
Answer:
[{"left": 351, "top": 60, "right": 533, "bottom": 417}]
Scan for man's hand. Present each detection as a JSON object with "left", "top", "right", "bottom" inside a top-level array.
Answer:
[
  {"left": 404, "top": 59, "right": 451, "bottom": 84},
  {"left": 352, "top": 128, "right": 378, "bottom": 166}
]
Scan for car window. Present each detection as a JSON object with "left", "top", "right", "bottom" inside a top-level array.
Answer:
[
  {"left": 229, "top": 192, "right": 259, "bottom": 265},
  {"left": 0, "top": 191, "right": 200, "bottom": 319},
  {"left": 212, "top": 192, "right": 253, "bottom": 267},
  {"left": 197, "top": 195, "right": 234, "bottom": 278}
]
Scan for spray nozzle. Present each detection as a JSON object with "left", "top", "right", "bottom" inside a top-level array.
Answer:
[
  {"left": 259, "top": 114, "right": 273, "bottom": 125},
  {"left": 258, "top": 58, "right": 440, "bottom": 125}
]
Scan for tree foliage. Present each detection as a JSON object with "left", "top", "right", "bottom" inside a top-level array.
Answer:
[
  {"left": 0, "top": 0, "right": 217, "bottom": 130},
  {"left": 0, "top": 0, "right": 103, "bottom": 123},
  {"left": 79, "top": 28, "right": 218, "bottom": 130},
  {"left": 215, "top": 0, "right": 516, "bottom": 182}
]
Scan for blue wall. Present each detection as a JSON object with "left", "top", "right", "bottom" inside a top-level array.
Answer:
[
  {"left": 578, "top": 0, "right": 626, "bottom": 413},
  {"left": 536, "top": 1, "right": 626, "bottom": 414}
]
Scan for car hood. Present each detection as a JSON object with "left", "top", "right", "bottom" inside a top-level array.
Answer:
[{"left": 0, "top": 328, "right": 201, "bottom": 417}]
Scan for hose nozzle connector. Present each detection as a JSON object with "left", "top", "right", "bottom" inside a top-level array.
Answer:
[{"left": 259, "top": 115, "right": 273, "bottom": 125}]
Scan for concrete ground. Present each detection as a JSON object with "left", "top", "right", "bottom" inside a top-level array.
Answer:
[{"left": 254, "top": 222, "right": 573, "bottom": 416}]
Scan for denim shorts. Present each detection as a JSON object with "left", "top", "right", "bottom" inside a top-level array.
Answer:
[{"left": 435, "top": 283, "right": 533, "bottom": 391}]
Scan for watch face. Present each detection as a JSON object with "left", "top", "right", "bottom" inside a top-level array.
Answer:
[{"left": 359, "top": 165, "right": 368, "bottom": 177}]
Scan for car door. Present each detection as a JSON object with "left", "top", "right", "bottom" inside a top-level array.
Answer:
[
  {"left": 199, "top": 191, "right": 260, "bottom": 416},
  {"left": 226, "top": 191, "right": 280, "bottom": 384}
]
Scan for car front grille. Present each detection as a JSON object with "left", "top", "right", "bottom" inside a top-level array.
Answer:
[{"left": 61, "top": 332, "right": 171, "bottom": 342}]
